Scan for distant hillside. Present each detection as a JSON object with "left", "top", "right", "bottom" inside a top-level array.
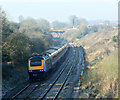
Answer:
[{"left": 74, "top": 27, "right": 118, "bottom": 63}]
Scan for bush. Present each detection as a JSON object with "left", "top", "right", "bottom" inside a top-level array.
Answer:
[
  {"left": 113, "top": 35, "right": 118, "bottom": 42},
  {"left": 2, "top": 33, "right": 31, "bottom": 62},
  {"left": 30, "top": 37, "right": 45, "bottom": 55}
]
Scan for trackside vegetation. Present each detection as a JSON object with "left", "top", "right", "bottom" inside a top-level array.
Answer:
[
  {"left": 82, "top": 50, "right": 118, "bottom": 98},
  {"left": 73, "top": 26, "right": 118, "bottom": 98},
  {"left": 1, "top": 8, "right": 61, "bottom": 64}
]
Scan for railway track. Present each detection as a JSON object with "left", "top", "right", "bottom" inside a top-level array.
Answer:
[
  {"left": 11, "top": 83, "right": 31, "bottom": 99},
  {"left": 54, "top": 46, "right": 85, "bottom": 98},
  {"left": 13, "top": 49, "right": 72, "bottom": 99},
  {"left": 2, "top": 46, "right": 72, "bottom": 99},
  {"left": 27, "top": 47, "right": 74, "bottom": 99},
  {"left": 2, "top": 45, "right": 85, "bottom": 99},
  {"left": 13, "top": 82, "right": 42, "bottom": 99},
  {"left": 38, "top": 47, "right": 78, "bottom": 99}
]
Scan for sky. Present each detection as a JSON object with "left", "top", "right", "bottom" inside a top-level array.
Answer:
[{"left": 0, "top": 0, "right": 118, "bottom": 23}]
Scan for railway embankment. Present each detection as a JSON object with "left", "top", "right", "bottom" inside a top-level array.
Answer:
[
  {"left": 74, "top": 28, "right": 118, "bottom": 98},
  {"left": 2, "top": 63, "right": 28, "bottom": 96},
  {"left": 79, "top": 50, "right": 118, "bottom": 98}
]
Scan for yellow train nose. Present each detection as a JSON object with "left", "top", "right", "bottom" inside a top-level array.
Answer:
[{"left": 28, "top": 60, "right": 44, "bottom": 71}]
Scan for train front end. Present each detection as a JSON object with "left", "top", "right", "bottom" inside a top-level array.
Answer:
[{"left": 28, "top": 56, "right": 45, "bottom": 80}]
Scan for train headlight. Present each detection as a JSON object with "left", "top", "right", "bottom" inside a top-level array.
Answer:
[{"left": 29, "top": 70, "right": 33, "bottom": 72}]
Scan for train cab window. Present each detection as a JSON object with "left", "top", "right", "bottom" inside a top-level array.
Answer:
[{"left": 30, "top": 60, "right": 42, "bottom": 66}]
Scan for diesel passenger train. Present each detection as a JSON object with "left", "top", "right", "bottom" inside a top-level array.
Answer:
[{"left": 28, "top": 43, "right": 68, "bottom": 81}]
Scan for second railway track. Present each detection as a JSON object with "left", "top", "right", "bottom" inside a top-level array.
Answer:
[{"left": 38, "top": 46, "right": 79, "bottom": 99}]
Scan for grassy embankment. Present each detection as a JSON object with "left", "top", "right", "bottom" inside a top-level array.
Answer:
[
  {"left": 74, "top": 27, "right": 118, "bottom": 98},
  {"left": 81, "top": 50, "right": 118, "bottom": 98}
]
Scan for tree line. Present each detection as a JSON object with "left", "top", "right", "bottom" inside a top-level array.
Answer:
[{"left": 1, "top": 8, "right": 61, "bottom": 64}]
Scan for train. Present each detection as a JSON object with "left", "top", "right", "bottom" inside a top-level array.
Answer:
[{"left": 28, "top": 43, "right": 69, "bottom": 81}]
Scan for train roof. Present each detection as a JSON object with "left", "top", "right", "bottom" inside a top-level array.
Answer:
[
  {"left": 29, "top": 43, "right": 68, "bottom": 60},
  {"left": 43, "top": 46, "right": 61, "bottom": 56},
  {"left": 29, "top": 56, "right": 44, "bottom": 60}
]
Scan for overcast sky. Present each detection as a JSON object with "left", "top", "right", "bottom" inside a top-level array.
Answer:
[{"left": 0, "top": 0, "right": 118, "bottom": 22}]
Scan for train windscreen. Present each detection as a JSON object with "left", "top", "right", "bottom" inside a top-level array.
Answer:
[{"left": 30, "top": 60, "right": 42, "bottom": 66}]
